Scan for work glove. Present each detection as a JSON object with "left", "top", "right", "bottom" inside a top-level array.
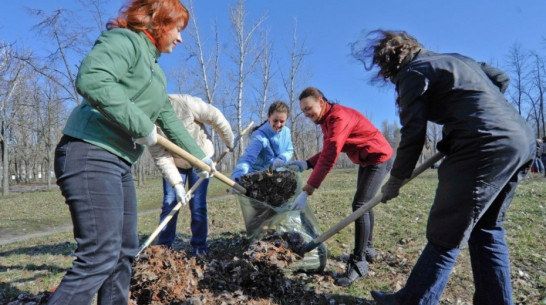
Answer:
[
  {"left": 271, "top": 157, "right": 285, "bottom": 169},
  {"left": 287, "top": 160, "right": 308, "bottom": 172},
  {"left": 135, "top": 127, "right": 157, "bottom": 146},
  {"left": 291, "top": 191, "right": 308, "bottom": 210},
  {"left": 173, "top": 183, "right": 187, "bottom": 206},
  {"left": 193, "top": 156, "right": 216, "bottom": 178},
  {"left": 380, "top": 176, "right": 404, "bottom": 203}
]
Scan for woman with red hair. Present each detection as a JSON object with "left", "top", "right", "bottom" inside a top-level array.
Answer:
[{"left": 47, "top": 1, "right": 213, "bottom": 304}]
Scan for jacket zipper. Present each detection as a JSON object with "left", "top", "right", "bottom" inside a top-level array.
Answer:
[{"left": 131, "top": 64, "right": 155, "bottom": 148}]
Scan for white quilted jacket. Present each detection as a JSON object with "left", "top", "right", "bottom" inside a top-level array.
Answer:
[{"left": 149, "top": 94, "right": 234, "bottom": 186}]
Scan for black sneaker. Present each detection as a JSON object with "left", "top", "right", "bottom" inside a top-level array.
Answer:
[
  {"left": 371, "top": 291, "right": 400, "bottom": 305},
  {"left": 335, "top": 254, "right": 368, "bottom": 286}
]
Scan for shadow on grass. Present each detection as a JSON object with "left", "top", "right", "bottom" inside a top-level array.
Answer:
[{"left": 0, "top": 241, "right": 75, "bottom": 257}]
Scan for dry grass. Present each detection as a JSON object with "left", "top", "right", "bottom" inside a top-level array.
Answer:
[{"left": 0, "top": 169, "right": 544, "bottom": 304}]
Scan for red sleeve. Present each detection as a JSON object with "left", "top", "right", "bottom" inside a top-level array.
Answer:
[{"left": 307, "top": 114, "right": 354, "bottom": 188}]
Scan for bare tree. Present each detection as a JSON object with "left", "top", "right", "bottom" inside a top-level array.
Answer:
[
  {"left": 78, "top": 0, "right": 109, "bottom": 33},
  {"left": 524, "top": 53, "right": 545, "bottom": 137},
  {"left": 506, "top": 43, "right": 530, "bottom": 116},
  {"left": 279, "top": 19, "right": 310, "bottom": 160},
  {"left": 31, "top": 80, "right": 66, "bottom": 188},
  {"left": 254, "top": 28, "right": 275, "bottom": 123},
  {"left": 23, "top": 8, "right": 93, "bottom": 106},
  {"left": 228, "top": 0, "right": 266, "bottom": 157},
  {"left": 0, "top": 43, "right": 30, "bottom": 195}
]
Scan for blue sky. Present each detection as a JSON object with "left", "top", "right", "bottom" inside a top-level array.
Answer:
[{"left": 1, "top": 0, "right": 545, "bottom": 126}]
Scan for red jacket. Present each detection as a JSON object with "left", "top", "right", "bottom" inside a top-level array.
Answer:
[{"left": 307, "top": 103, "right": 393, "bottom": 188}]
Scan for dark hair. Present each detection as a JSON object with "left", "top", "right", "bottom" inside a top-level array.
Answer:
[
  {"left": 298, "top": 86, "right": 329, "bottom": 102},
  {"left": 351, "top": 29, "right": 422, "bottom": 82},
  {"left": 251, "top": 101, "right": 290, "bottom": 133},
  {"left": 107, "top": 0, "right": 189, "bottom": 50}
]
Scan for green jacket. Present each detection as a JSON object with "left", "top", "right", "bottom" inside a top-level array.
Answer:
[{"left": 64, "top": 28, "right": 205, "bottom": 164}]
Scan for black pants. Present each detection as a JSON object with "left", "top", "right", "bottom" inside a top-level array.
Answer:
[{"left": 352, "top": 158, "right": 393, "bottom": 259}]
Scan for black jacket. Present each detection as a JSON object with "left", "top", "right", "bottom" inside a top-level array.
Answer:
[{"left": 390, "top": 50, "right": 533, "bottom": 179}]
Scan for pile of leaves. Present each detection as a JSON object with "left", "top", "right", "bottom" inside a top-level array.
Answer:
[
  {"left": 235, "top": 168, "right": 297, "bottom": 206},
  {"left": 129, "top": 231, "right": 337, "bottom": 305},
  {"left": 1, "top": 232, "right": 361, "bottom": 305}
]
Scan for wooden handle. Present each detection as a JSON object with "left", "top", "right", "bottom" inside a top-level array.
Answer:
[
  {"left": 156, "top": 135, "right": 246, "bottom": 193},
  {"left": 299, "top": 152, "right": 444, "bottom": 255},
  {"left": 136, "top": 122, "right": 255, "bottom": 258},
  {"left": 214, "top": 121, "right": 255, "bottom": 164}
]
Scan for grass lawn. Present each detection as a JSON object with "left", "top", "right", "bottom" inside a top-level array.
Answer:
[{"left": 0, "top": 169, "right": 544, "bottom": 304}]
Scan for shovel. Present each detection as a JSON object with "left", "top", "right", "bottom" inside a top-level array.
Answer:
[
  {"left": 136, "top": 122, "right": 254, "bottom": 257},
  {"left": 296, "top": 152, "right": 444, "bottom": 256}
]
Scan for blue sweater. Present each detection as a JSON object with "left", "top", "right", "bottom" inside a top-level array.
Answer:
[{"left": 231, "top": 122, "right": 294, "bottom": 180}]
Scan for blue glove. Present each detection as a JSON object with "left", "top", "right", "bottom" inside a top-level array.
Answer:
[
  {"left": 287, "top": 160, "right": 308, "bottom": 172},
  {"left": 272, "top": 157, "right": 285, "bottom": 169},
  {"left": 193, "top": 156, "right": 216, "bottom": 178},
  {"left": 290, "top": 191, "right": 308, "bottom": 210},
  {"left": 380, "top": 176, "right": 404, "bottom": 203}
]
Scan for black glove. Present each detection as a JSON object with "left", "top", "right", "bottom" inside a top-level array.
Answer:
[{"left": 380, "top": 176, "right": 404, "bottom": 203}]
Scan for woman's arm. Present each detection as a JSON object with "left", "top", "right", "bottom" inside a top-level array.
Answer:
[{"left": 231, "top": 134, "right": 265, "bottom": 180}]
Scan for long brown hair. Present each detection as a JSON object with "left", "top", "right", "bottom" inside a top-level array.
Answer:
[
  {"left": 251, "top": 101, "right": 290, "bottom": 133},
  {"left": 351, "top": 29, "right": 422, "bottom": 82},
  {"left": 106, "top": 0, "right": 189, "bottom": 50}
]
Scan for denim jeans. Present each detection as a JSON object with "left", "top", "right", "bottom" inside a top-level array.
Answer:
[
  {"left": 352, "top": 158, "right": 392, "bottom": 259},
  {"left": 157, "top": 168, "right": 209, "bottom": 254},
  {"left": 533, "top": 157, "right": 544, "bottom": 173},
  {"left": 391, "top": 158, "right": 532, "bottom": 305},
  {"left": 47, "top": 136, "right": 138, "bottom": 305}
]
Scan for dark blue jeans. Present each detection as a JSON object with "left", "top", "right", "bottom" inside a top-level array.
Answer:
[
  {"left": 157, "top": 168, "right": 209, "bottom": 254},
  {"left": 47, "top": 136, "right": 138, "bottom": 305},
  {"left": 392, "top": 159, "right": 533, "bottom": 305}
]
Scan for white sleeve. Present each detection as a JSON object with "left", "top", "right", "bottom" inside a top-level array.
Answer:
[
  {"left": 148, "top": 144, "right": 183, "bottom": 187},
  {"left": 191, "top": 97, "right": 235, "bottom": 149}
]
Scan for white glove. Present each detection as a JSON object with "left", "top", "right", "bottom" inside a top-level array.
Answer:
[
  {"left": 291, "top": 191, "right": 308, "bottom": 210},
  {"left": 193, "top": 156, "right": 216, "bottom": 178},
  {"left": 272, "top": 157, "right": 285, "bottom": 169},
  {"left": 287, "top": 160, "right": 308, "bottom": 172},
  {"left": 135, "top": 127, "right": 157, "bottom": 146},
  {"left": 174, "top": 183, "right": 187, "bottom": 205}
]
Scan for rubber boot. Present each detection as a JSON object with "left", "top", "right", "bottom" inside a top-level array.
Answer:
[{"left": 335, "top": 254, "right": 368, "bottom": 286}]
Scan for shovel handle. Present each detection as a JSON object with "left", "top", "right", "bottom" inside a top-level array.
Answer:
[
  {"left": 156, "top": 135, "right": 246, "bottom": 193},
  {"left": 299, "top": 152, "right": 444, "bottom": 255},
  {"left": 136, "top": 122, "right": 255, "bottom": 258},
  {"left": 214, "top": 121, "right": 255, "bottom": 165}
]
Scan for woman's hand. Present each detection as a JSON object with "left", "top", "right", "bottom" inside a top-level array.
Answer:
[{"left": 302, "top": 184, "right": 316, "bottom": 196}]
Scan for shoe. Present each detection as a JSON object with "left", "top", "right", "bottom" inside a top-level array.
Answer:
[
  {"left": 365, "top": 246, "right": 377, "bottom": 263},
  {"left": 371, "top": 291, "right": 400, "bottom": 305},
  {"left": 192, "top": 248, "right": 208, "bottom": 258},
  {"left": 335, "top": 254, "right": 368, "bottom": 286}
]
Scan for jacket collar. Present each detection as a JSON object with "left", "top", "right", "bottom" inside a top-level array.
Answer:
[
  {"left": 138, "top": 31, "right": 161, "bottom": 61},
  {"left": 316, "top": 102, "right": 334, "bottom": 124}
]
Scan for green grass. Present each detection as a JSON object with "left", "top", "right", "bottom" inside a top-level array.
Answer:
[{"left": 0, "top": 170, "right": 544, "bottom": 304}]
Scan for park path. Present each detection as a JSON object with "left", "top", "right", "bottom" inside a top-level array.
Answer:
[{"left": 0, "top": 194, "right": 233, "bottom": 245}]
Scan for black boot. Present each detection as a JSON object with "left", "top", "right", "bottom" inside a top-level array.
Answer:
[
  {"left": 335, "top": 254, "right": 368, "bottom": 286},
  {"left": 364, "top": 240, "right": 377, "bottom": 263},
  {"left": 371, "top": 291, "right": 400, "bottom": 305}
]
